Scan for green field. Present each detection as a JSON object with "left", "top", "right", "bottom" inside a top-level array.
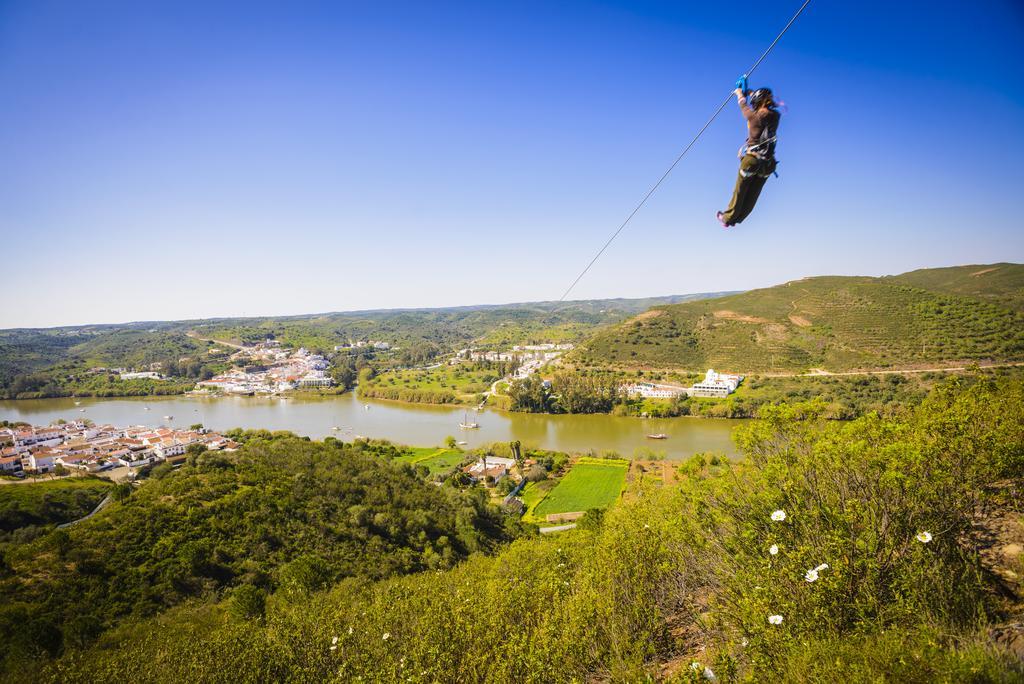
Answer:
[
  {"left": 392, "top": 447, "right": 467, "bottom": 476},
  {"left": 531, "top": 457, "right": 628, "bottom": 521}
]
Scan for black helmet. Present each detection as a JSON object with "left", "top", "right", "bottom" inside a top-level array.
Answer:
[{"left": 749, "top": 88, "right": 774, "bottom": 109}]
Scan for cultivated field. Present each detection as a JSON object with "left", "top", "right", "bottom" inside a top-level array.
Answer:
[
  {"left": 530, "top": 457, "right": 628, "bottom": 521},
  {"left": 392, "top": 447, "right": 466, "bottom": 476}
]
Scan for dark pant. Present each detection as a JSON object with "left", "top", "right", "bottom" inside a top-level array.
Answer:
[{"left": 721, "top": 154, "right": 772, "bottom": 225}]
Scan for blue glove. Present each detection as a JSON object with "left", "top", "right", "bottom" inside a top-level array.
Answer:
[{"left": 735, "top": 75, "right": 749, "bottom": 94}]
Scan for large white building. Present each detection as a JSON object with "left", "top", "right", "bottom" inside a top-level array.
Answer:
[
  {"left": 689, "top": 369, "right": 744, "bottom": 398},
  {"left": 621, "top": 382, "right": 687, "bottom": 399},
  {"left": 120, "top": 371, "right": 164, "bottom": 381}
]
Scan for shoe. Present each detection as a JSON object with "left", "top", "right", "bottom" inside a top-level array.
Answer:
[{"left": 716, "top": 211, "right": 730, "bottom": 229}]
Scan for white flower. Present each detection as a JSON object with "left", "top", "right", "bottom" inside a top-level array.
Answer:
[
  {"left": 916, "top": 531, "right": 932, "bottom": 543},
  {"left": 332, "top": 636, "right": 339, "bottom": 645},
  {"left": 771, "top": 510, "right": 786, "bottom": 522},
  {"left": 690, "top": 662, "right": 702, "bottom": 672},
  {"left": 383, "top": 632, "right": 391, "bottom": 641},
  {"left": 769, "top": 544, "right": 779, "bottom": 556},
  {"left": 804, "top": 569, "right": 819, "bottom": 583},
  {"left": 741, "top": 638, "right": 749, "bottom": 647},
  {"left": 768, "top": 614, "right": 783, "bottom": 625},
  {"left": 330, "top": 645, "right": 337, "bottom": 651},
  {"left": 348, "top": 626, "right": 354, "bottom": 635}
]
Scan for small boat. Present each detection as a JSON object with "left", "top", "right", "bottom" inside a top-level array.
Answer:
[
  {"left": 79, "top": 408, "right": 86, "bottom": 412},
  {"left": 364, "top": 404, "right": 370, "bottom": 410},
  {"left": 164, "top": 415, "right": 174, "bottom": 420},
  {"left": 143, "top": 406, "right": 150, "bottom": 411},
  {"left": 74, "top": 401, "right": 81, "bottom": 406},
  {"left": 457, "top": 441, "right": 468, "bottom": 446},
  {"left": 646, "top": 433, "right": 668, "bottom": 440},
  {"left": 459, "top": 410, "right": 480, "bottom": 430},
  {"left": 331, "top": 426, "right": 340, "bottom": 431}
]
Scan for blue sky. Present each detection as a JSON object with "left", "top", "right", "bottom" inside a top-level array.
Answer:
[{"left": 2, "top": 0, "right": 1023, "bottom": 328}]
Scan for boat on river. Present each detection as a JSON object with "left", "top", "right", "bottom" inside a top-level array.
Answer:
[
  {"left": 646, "top": 433, "right": 668, "bottom": 440},
  {"left": 459, "top": 410, "right": 479, "bottom": 429}
]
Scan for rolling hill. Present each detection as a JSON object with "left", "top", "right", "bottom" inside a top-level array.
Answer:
[
  {"left": 887, "top": 262, "right": 1024, "bottom": 312},
  {"left": 0, "top": 293, "right": 732, "bottom": 398},
  {"left": 572, "top": 264, "right": 1024, "bottom": 373}
]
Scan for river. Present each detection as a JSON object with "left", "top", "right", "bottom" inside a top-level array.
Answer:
[{"left": 0, "top": 393, "right": 742, "bottom": 460}]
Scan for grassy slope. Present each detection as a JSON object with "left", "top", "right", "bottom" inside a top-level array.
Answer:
[
  {"left": 574, "top": 265, "right": 1024, "bottom": 373},
  {"left": 0, "top": 477, "right": 112, "bottom": 532},
  {"left": 887, "top": 262, "right": 1024, "bottom": 312}
]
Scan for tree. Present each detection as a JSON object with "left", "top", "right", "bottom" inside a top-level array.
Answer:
[
  {"left": 509, "top": 440, "right": 523, "bottom": 474},
  {"left": 111, "top": 483, "right": 133, "bottom": 503},
  {"left": 445, "top": 436, "right": 458, "bottom": 449},
  {"left": 228, "top": 584, "right": 267, "bottom": 621},
  {"left": 508, "top": 376, "right": 553, "bottom": 413}
]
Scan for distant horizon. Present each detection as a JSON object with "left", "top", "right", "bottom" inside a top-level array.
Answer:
[
  {"left": 3, "top": 1, "right": 1023, "bottom": 328},
  {"left": 4, "top": 260, "right": 1018, "bottom": 332}
]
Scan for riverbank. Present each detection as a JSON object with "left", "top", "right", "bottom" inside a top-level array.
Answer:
[{"left": 0, "top": 394, "right": 743, "bottom": 460}]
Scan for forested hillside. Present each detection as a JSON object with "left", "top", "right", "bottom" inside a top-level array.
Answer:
[
  {"left": 575, "top": 265, "right": 1024, "bottom": 373},
  {"left": 0, "top": 294, "right": 724, "bottom": 399},
  {"left": 18, "top": 378, "right": 1024, "bottom": 682},
  {"left": 0, "top": 436, "right": 518, "bottom": 673}
]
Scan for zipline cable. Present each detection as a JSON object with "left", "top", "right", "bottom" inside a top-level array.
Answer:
[{"left": 554, "top": 0, "right": 812, "bottom": 304}]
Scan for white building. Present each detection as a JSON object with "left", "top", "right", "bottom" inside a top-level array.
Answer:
[
  {"left": 689, "top": 369, "right": 744, "bottom": 398},
  {"left": 27, "top": 451, "right": 56, "bottom": 473},
  {"left": 0, "top": 455, "right": 23, "bottom": 474},
  {"left": 463, "top": 456, "right": 516, "bottom": 482},
  {"left": 298, "top": 373, "right": 333, "bottom": 388},
  {"left": 622, "top": 382, "right": 687, "bottom": 399},
  {"left": 120, "top": 371, "right": 164, "bottom": 381}
]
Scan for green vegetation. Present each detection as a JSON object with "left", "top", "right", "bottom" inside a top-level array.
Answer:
[
  {"left": 531, "top": 457, "right": 628, "bottom": 521},
  {"left": 391, "top": 447, "right": 467, "bottom": 477},
  {"left": 16, "top": 378, "right": 1021, "bottom": 682},
  {"left": 0, "top": 435, "right": 519, "bottom": 673},
  {"left": 888, "top": 262, "right": 1024, "bottom": 312},
  {"left": 612, "top": 365, "right": 1024, "bottom": 419},
  {"left": 0, "top": 477, "right": 112, "bottom": 535},
  {"left": 0, "top": 295, "right": 702, "bottom": 400},
  {"left": 0, "top": 327, "right": 227, "bottom": 399},
  {"left": 575, "top": 267, "right": 1024, "bottom": 373},
  {"left": 359, "top": 365, "right": 498, "bottom": 405}
]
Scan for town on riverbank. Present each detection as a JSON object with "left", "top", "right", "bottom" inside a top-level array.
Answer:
[{"left": 0, "top": 420, "right": 238, "bottom": 479}]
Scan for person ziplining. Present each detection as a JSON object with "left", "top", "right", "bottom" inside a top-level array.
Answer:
[
  {"left": 717, "top": 76, "right": 781, "bottom": 228},
  {"left": 554, "top": 0, "right": 811, "bottom": 304}
]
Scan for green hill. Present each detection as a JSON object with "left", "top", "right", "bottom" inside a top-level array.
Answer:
[
  {"left": 574, "top": 265, "right": 1024, "bottom": 373},
  {"left": 0, "top": 294, "right": 729, "bottom": 399},
  {"left": 887, "top": 263, "right": 1024, "bottom": 312}
]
